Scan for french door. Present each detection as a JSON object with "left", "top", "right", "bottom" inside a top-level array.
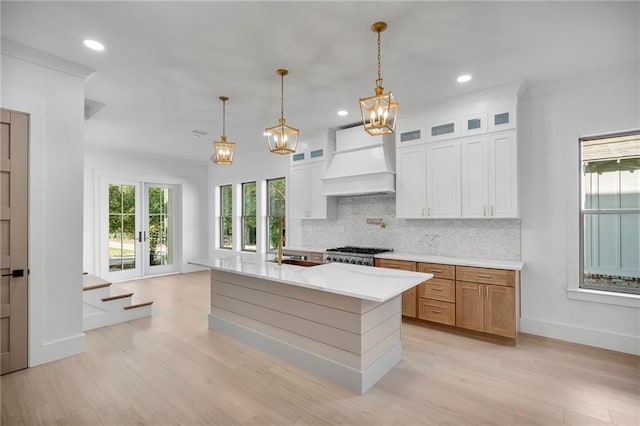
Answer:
[{"left": 101, "top": 179, "right": 178, "bottom": 281}]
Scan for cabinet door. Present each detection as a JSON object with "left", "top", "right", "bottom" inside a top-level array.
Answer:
[
  {"left": 375, "top": 259, "right": 418, "bottom": 318},
  {"left": 455, "top": 282, "right": 484, "bottom": 331},
  {"left": 402, "top": 287, "right": 417, "bottom": 318},
  {"left": 396, "top": 145, "right": 426, "bottom": 218},
  {"left": 290, "top": 166, "right": 309, "bottom": 219},
  {"left": 308, "top": 163, "right": 327, "bottom": 219},
  {"left": 488, "top": 131, "right": 518, "bottom": 218},
  {"left": 484, "top": 285, "right": 515, "bottom": 338},
  {"left": 426, "top": 140, "right": 461, "bottom": 217},
  {"left": 461, "top": 136, "right": 488, "bottom": 218}
]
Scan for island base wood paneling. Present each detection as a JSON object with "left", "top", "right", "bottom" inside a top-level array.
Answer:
[{"left": 377, "top": 259, "right": 519, "bottom": 342}]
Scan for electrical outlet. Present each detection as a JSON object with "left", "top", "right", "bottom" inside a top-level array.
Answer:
[{"left": 469, "top": 228, "right": 477, "bottom": 237}]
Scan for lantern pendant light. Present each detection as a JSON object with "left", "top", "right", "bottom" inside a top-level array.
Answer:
[
  {"left": 359, "top": 21, "right": 399, "bottom": 136},
  {"left": 211, "top": 96, "right": 235, "bottom": 165},
  {"left": 266, "top": 69, "right": 299, "bottom": 155}
]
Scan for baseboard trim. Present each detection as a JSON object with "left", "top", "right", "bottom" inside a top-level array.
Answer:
[
  {"left": 209, "top": 314, "right": 402, "bottom": 394},
  {"left": 520, "top": 317, "right": 639, "bottom": 356},
  {"left": 30, "top": 333, "right": 86, "bottom": 367}
]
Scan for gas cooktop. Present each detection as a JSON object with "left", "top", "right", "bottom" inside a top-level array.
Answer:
[
  {"left": 325, "top": 246, "right": 393, "bottom": 255},
  {"left": 323, "top": 247, "right": 393, "bottom": 266}
]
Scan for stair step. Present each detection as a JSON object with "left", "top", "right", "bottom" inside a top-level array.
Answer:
[
  {"left": 124, "top": 301, "right": 154, "bottom": 310},
  {"left": 101, "top": 292, "right": 134, "bottom": 302},
  {"left": 84, "top": 274, "right": 112, "bottom": 291}
]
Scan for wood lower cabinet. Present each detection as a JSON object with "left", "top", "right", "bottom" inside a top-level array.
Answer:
[
  {"left": 375, "top": 259, "right": 419, "bottom": 318},
  {"left": 376, "top": 259, "right": 518, "bottom": 340},
  {"left": 455, "top": 282, "right": 484, "bottom": 331},
  {"left": 416, "top": 263, "right": 456, "bottom": 325},
  {"left": 455, "top": 266, "right": 516, "bottom": 338}
]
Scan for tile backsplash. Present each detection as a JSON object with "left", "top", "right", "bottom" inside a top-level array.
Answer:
[{"left": 300, "top": 194, "right": 521, "bottom": 260}]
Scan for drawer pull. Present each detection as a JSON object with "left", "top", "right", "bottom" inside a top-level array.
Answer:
[
  {"left": 476, "top": 274, "right": 492, "bottom": 278},
  {"left": 387, "top": 265, "right": 401, "bottom": 269},
  {"left": 430, "top": 269, "right": 443, "bottom": 273},
  {"left": 430, "top": 310, "right": 444, "bottom": 314},
  {"left": 429, "top": 287, "right": 443, "bottom": 292}
]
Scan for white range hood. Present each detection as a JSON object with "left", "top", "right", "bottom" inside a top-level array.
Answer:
[{"left": 321, "top": 126, "right": 396, "bottom": 196}]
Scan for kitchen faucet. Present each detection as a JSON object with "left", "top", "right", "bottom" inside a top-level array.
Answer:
[{"left": 276, "top": 216, "right": 285, "bottom": 265}]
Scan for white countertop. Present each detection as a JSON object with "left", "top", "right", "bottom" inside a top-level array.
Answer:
[
  {"left": 375, "top": 252, "right": 524, "bottom": 271},
  {"left": 190, "top": 253, "right": 432, "bottom": 303}
]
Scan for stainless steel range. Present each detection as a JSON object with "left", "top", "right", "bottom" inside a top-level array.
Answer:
[{"left": 323, "top": 246, "right": 393, "bottom": 266}]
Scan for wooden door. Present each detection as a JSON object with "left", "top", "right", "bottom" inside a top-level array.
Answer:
[
  {"left": 401, "top": 287, "right": 417, "bottom": 318},
  {"left": 484, "top": 284, "right": 515, "bottom": 338},
  {"left": 455, "top": 282, "right": 484, "bottom": 332},
  {"left": 1, "top": 110, "right": 29, "bottom": 374},
  {"left": 375, "top": 259, "right": 418, "bottom": 318}
]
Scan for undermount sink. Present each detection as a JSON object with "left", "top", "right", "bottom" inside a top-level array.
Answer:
[{"left": 271, "top": 258, "right": 320, "bottom": 267}]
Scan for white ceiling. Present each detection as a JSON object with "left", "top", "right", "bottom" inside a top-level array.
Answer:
[{"left": 2, "top": 1, "right": 638, "bottom": 162}]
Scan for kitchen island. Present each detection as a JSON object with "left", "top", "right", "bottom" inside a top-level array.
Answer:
[{"left": 190, "top": 254, "right": 432, "bottom": 394}]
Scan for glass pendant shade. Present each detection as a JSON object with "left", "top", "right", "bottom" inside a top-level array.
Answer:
[
  {"left": 267, "top": 69, "right": 299, "bottom": 155},
  {"left": 359, "top": 21, "right": 399, "bottom": 136},
  {"left": 211, "top": 96, "right": 235, "bottom": 165}
]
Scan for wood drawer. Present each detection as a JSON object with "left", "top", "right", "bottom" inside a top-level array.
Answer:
[
  {"left": 308, "top": 252, "right": 324, "bottom": 263},
  {"left": 456, "top": 266, "right": 515, "bottom": 287},
  {"left": 418, "top": 278, "right": 455, "bottom": 303},
  {"left": 375, "top": 258, "right": 416, "bottom": 272},
  {"left": 417, "top": 263, "right": 455, "bottom": 280},
  {"left": 418, "top": 299, "right": 455, "bottom": 326}
]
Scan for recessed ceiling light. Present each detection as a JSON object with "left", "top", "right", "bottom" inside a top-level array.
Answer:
[
  {"left": 457, "top": 74, "right": 472, "bottom": 83},
  {"left": 337, "top": 110, "right": 348, "bottom": 116},
  {"left": 83, "top": 39, "right": 104, "bottom": 51}
]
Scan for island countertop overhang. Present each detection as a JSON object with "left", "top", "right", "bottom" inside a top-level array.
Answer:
[{"left": 190, "top": 254, "right": 432, "bottom": 303}]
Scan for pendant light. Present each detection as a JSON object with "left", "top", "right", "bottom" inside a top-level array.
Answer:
[
  {"left": 266, "top": 69, "right": 299, "bottom": 155},
  {"left": 211, "top": 96, "right": 235, "bottom": 165},
  {"left": 359, "top": 21, "right": 399, "bottom": 136}
]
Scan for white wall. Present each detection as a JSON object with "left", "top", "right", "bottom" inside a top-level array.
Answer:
[
  {"left": 83, "top": 144, "right": 209, "bottom": 275},
  {"left": 519, "top": 62, "right": 640, "bottom": 355},
  {"left": 1, "top": 43, "right": 94, "bottom": 366}
]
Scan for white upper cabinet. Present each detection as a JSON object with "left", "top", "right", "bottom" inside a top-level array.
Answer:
[
  {"left": 289, "top": 147, "right": 336, "bottom": 220},
  {"left": 395, "top": 91, "right": 519, "bottom": 219},
  {"left": 396, "top": 144, "right": 427, "bottom": 218},
  {"left": 426, "top": 117, "right": 460, "bottom": 142},
  {"left": 487, "top": 130, "right": 518, "bottom": 218},
  {"left": 461, "top": 136, "right": 489, "bottom": 217},
  {"left": 488, "top": 107, "right": 516, "bottom": 132},
  {"left": 460, "top": 131, "right": 518, "bottom": 218},
  {"left": 290, "top": 165, "right": 310, "bottom": 219},
  {"left": 426, "top": 140, "right": 461, "bottom": 217}
]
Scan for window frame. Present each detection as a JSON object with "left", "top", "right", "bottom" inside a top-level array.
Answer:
[
  {"left": 266, "top": 177, "right": 286, "bottom": 253},
  {"left": 578, "top": 130, "right": 640, "bottom": 296},
  {"left": 218, "top": 184, "right": 233, "bottom": 250},
  {"left": 241, "top": 181, "right": 257, "bottom": 252}
]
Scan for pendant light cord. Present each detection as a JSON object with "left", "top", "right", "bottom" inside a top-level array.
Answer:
[
  {"left": 377, "top": 29, "right": 382, "bottom": 83},
  {"left": 280, "top": 73, "right": 285, "bottom": 120},
  {"left": 221, "top": 98, "right": 226, "bottom": 137}
]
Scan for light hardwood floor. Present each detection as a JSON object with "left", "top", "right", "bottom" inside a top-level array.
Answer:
[{"left": 1, "top": 271, "right": 638, "bottom": 425}]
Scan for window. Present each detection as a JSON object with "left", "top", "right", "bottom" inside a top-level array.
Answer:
[
  {"left": 241, "top": 181, "right": 257, "bottom": 252},
  {"left": 267, "top": 178, "right": 286, "bottom": 252},
  {"left": 219, "top": 185, "right": 232, "bottom": 250},
  {"left": 580, "top": 131, "right": 640, "bottom": 294}
]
